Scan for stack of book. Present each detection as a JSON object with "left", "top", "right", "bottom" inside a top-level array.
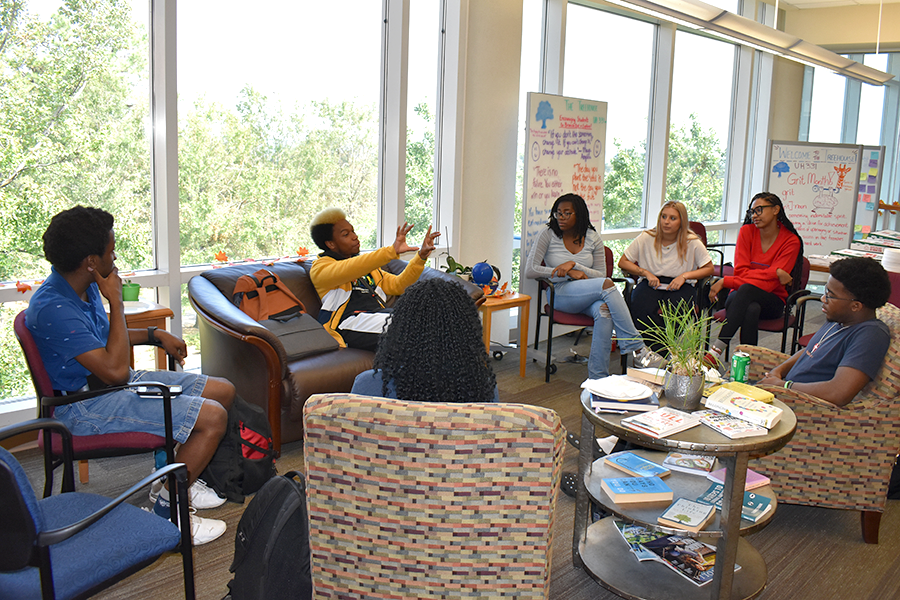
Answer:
[{"left": 695, "top": 386, "right": 784, "bottom": 438}]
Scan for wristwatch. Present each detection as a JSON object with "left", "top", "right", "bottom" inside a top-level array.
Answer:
[{"left": 147, "top": 326, "right": 159, "bottom": 346}]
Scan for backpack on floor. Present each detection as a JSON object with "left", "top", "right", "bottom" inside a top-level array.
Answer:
[
  {"left": 225, "top": 471, "right": 312, "bottom": 600},
  {"left": 233, "top": 268, "right": 305, "bottom": 322},
  {"left": 200, "top": 395, "right": 276, "bottom": 503}
]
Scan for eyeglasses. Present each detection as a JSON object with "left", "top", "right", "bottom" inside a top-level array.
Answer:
[
  {"left": 746, "top": 205, "right": 775, "bottom": 217},
  {"left": 822, "top": 288, "right": 857, "bottom": 303},
  {"left": 553, "top": 210, "right": 575, "bottom": 220}
]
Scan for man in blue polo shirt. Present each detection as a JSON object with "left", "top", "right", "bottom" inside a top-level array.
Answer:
[
  {"left": 759, "top": 257, "right": 892, "bottom": 407},
  {"left": 26, "top": 206, "right": 234, "bottom": 545}
]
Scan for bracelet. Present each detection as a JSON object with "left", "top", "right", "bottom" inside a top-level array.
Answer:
[
  {"left": 784, "top": 380, "right": 793, "bottom": 389},
  {"left": 147, "top": 326, "right": 159, "bottom": 346}
]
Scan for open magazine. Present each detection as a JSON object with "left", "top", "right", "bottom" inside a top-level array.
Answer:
[{"left": 613, "top": 519, "right": 740, "bottom": 586}]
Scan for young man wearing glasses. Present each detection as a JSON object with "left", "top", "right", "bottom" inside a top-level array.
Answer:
[{"left": 758, "top": 257, "right": 892, "bottom": 407}]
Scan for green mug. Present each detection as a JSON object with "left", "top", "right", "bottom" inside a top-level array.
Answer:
[{"left": 122, "top": 282, "right": 141, "bottom": 302}]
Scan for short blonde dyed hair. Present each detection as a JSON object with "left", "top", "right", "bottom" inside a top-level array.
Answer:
[{"left": 310, "top": 207, "right": 348, "bottom": 250}]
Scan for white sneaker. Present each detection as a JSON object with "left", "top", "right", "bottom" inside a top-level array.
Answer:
[
  {"left": 149, "top": 477, "right": 226, "bottom": 510},
  {"left": 190, "top": 512, "right": 227, "bottom": 546},
  {"left": 189, "top": 479, "right": 226, "bottom": 509}
]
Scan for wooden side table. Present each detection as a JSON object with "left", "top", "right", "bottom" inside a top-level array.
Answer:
[
  {"left": 120, "top": 301, "right": 175, "bottom": 369},
  {"left": 479, "top": 292, "right": 530, "bottom": 378}
]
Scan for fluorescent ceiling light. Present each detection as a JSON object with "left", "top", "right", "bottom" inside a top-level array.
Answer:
[{"left": 602, "top": 0, "right": 894, "bottom": 86}]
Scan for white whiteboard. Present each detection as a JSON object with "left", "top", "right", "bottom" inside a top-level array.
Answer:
[
  {"left": 520, "top": 93, "right": 608, "bottom": 278},
  {"left": 764, "top": 140, "right": 863, "bottom": 256}
]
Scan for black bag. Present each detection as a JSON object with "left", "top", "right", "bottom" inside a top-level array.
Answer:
[
  {"left": 201, "top": 395, "right": 277, "bottom": 503},
  {"left": 226, "top": 471, "right": 312, "bottom": 600},
  {"left": 259, "top": 313, "right": 339, "bottom": 360}
]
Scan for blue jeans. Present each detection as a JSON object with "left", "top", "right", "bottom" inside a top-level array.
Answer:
[
  {"left": 554, "top": 278, "right": 644, "bottom": 379},
  {"left": 53, "top": 370, "right": 208, "bottom": 444}
]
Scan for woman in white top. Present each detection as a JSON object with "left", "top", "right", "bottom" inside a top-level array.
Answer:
[
  {"left": 618, "top": 201, "right": 714, "bottom": 352},
  {"left": 526, "top": 193, "right": 664, "bottom": 380}
]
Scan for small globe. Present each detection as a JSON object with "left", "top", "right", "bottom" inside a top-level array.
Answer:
[{"left": 471, "top": 262, "right": 494, "bottom": 285}]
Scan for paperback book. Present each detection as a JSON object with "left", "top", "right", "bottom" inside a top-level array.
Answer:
[
  {"left": 704, "top": 388, "right": 783, "bottom": 429},
  {"left": 695, "top": 409, "right": 768, "bottom": 439},
  {"left": 706, "top": 467, "right": 771, "bottom": 491},
  {"left": 705, "top": 381, "right": 775, "bottom": 404},
  {"left": 620, "top": 407, "right": 703, "bottom": 439},
  {"left": 604, "top": 451, "right": 671, "bottom": 478},
  {"left": 663, "top": 452, "right": 716, "bottom": 476},
  {"left": 657, "top": 498, "right": 716, "bottom": 533},
  {"left": 600, "top": 476, "right": 674, "bottom": 504},
  {"left": 591, "top": 392, "right": 660, "bottom": 413},
  {"left": 696, "top": 483, "right": 773, "bottom": 523}
]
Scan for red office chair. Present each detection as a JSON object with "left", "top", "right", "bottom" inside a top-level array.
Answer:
[
  {"left": 14, "top": 311, "right": 176, "bottom": 497},
  {"left": 712, "top": 256, "right": 811, "bottom": 354},
  {"left": 533, "top": 247, "right": 631, "bottom": 382},
  {"left": 793, "top": 268, "right": 900, "bottom": 353},
  {"left": 689, "top": 221, "right": 733, "bottom": 279}
]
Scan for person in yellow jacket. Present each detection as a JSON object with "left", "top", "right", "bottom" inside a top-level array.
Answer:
[{"left": 309, "top": 207, "right": 440, "bottom": 350}]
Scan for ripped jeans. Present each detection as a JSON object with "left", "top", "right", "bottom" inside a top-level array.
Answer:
[{"left": 553, "top": 278, "right": 644, "bottom": 379}]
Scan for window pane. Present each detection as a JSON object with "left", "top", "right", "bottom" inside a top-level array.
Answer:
[
  {"left": 857, "top": 53, "right": 887, "bottom": 146},
  {"left": 0, "top": 0, "right": 152, "bottom": 282},
  {"left": 564, "top": 6, "right": 655, "bottom": 230},
  {"left": 405, "top": 0, "right": 439, "bottom": 235},
  {"left": 807, "top": 66, "right": 845, "bottom": 143},
  {"left": 177, "top": 1, "right": 382, "bottom": 264},
  {"left": 668, "top": 30, "right": 733, "bottom": 222}
]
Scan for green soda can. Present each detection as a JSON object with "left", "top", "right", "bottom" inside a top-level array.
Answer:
[{"left": 732, "top": 351, "right": 750, "bottom": 383}]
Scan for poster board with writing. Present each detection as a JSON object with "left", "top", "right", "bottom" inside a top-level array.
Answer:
[
  {"left": 520, "top": 92, "right": 608, "bottom": 287},
  {"left": 854, "top": 145, "right": 885, "bottom": 239},
  {"left": 764, "top": 140, "right": 863, "bottom": 256}
]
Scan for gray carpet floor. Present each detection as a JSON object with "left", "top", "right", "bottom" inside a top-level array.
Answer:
[{"left": 11, "top": 313, "right": 900, "bottom": 600}]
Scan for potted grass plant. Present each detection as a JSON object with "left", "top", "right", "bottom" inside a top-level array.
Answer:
[{"left": 635, "top": 298, "right": 719, "bottom": 411}]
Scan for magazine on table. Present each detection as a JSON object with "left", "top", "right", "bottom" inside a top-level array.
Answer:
[
  {"left": 612, "top": 519, "right": 668, "bottom": 562},
  {"left": 620, "top": 407, "right": 703, "bottom": 439},
  {"left": 696, "top": 483, "right": 773, "bottom": 523},
  {"left": 641, "top": 535, "right": 741, "bottom": 586}
]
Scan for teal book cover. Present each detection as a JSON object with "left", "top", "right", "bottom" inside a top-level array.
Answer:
[{"left": 605, "top": 452, "right": 670, "bottom": 478}]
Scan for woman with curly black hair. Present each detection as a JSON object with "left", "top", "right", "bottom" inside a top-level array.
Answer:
[
  {"left": 707, "top": 192, "right": 803, "bottom": 365},
  {"left": 351, "top": 278, "right": 499, "bottom": 403}
]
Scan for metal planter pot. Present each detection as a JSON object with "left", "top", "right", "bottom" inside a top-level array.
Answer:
[{"left": 664, "top": 371, "right": 704, "bottom": 412}]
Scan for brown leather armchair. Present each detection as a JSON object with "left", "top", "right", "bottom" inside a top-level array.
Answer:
[{"left": 188, "top": 259, "right": 481, "bottom": 452}]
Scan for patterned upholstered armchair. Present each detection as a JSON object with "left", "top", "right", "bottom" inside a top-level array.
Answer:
[
  {"left": 303, "top": 393, "right": 565, "bottom": 599},
  {"left": 737, "top": 302, "right": 900, "bottom": 544}
]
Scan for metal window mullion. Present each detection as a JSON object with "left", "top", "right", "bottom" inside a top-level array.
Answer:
[
  {"left": 149, "top": 0, "right": 182, "bottom": 337},
  {"left": 378, "top": 0, "right": 409, "bottom": 248}
]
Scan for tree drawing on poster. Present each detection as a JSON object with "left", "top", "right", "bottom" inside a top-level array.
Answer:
[
  {"left": 521, "top": 93, "right": 607, "bottom": 265},
  {"left": 766, "top": 141, "right": 862, "bottom": 255}
]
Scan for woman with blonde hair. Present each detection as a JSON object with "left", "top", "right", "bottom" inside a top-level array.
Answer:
[{"left": 618, "top": 201, "right": 714, "bottom": 352}]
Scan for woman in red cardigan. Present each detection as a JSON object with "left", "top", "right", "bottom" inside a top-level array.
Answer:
[{"left": 707, "top": 192, "right": 803, "bottom": 366}]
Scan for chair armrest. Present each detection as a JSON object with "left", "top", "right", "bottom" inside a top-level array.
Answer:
[
  {"left": 734, "top": 344, "right": 789, "bottom": 380},
  {"left": 38, "top": 462, "right": 189, "bottom": 546}
]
